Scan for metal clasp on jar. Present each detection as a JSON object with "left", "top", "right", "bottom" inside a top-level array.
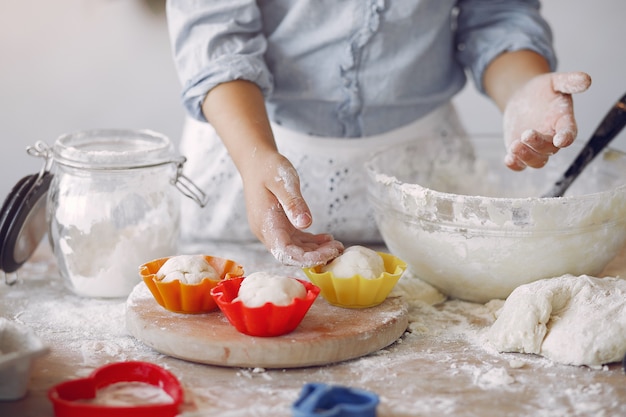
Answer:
[
  {"left": 172, "top": 156, "right": 208, "bottom": 207},
  {"left": 26, "top": 141, "right": 54, "bottom": 180}
]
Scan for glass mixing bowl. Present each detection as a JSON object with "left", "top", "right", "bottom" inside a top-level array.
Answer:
[{"left": 366, "top": 135, "right": 626, "bottom": 303}]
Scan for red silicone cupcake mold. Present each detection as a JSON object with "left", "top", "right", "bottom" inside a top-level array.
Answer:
[{"left": 211, "top": 277, "right": 320, "bottom": 337}]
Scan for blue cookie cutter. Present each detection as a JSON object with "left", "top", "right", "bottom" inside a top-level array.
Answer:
[{"left": 292, "top": 382, "right": 379, "bottom": 417}]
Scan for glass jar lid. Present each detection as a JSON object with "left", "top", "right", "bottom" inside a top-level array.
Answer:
[
  {"left": 0, "top": 170, "right": 52, "bottom": 279},
  {"left": 52, "top": 129, "right": 177, "bottom": 170}
]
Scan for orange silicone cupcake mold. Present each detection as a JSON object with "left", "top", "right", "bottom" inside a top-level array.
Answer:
[
  {"left": 302, "top": 252, "right": 406, "bottom": 309},
  {"left": 210, "top": 277, "right": 320, "bottom": 337},
  {"left": 139, "top": 255, "right": 244, "bottom": 314}
]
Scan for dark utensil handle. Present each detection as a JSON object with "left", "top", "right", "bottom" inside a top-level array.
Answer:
[{"left": 543, "top": 92, "right": 626, "bottom": 198}]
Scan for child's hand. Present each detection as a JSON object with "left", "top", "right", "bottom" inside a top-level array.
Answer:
[
  {"left": 201, "top": 80, "right": 343, "bottom": 266},
  {"left": 503, "top": 71, "right": 591, "bottom": 171},
  {"left": 243, "top": 152, "right": 344, "bottom": 267}
]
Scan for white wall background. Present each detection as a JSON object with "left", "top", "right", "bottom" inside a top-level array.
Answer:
[{"left": 1, "top": 0, "right": 625, "bottom": 202}]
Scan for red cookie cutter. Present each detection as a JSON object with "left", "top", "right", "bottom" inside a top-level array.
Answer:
[{"left": 48, "top": 361, "right": 183, "bottom": 417}]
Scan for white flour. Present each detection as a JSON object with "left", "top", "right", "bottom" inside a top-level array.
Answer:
[
  {"left": 2, "top": 242, "right": 625, "bottom": 416},
  {"left": 51, "top": 176, "right": 178, "bottom": 298}
]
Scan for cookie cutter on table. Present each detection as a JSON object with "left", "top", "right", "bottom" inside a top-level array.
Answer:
[
  {"left": 48, "top": 361, "right": 183, "bottom": 417},
  {"left": 292, "top": 382, "right": 379, "bottom": 417}
]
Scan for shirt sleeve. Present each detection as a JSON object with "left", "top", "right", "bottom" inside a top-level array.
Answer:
[
  {"left": 166, "top": 0, "right": 273, "bottom": 122},
  {"left": 454, "top": 0, "right": 557, "bottom": 94}
]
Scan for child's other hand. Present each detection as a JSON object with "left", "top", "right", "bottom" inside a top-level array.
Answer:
[
  {"left": 243, "top": 152, "right": 344, "bottom": 267},
  {"left": 502, "top": 71, "right": 591, "bottom": 171}
]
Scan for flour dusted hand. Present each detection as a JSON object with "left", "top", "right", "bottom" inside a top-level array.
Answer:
[
  {"left": 244, "top": 151, "right": 344, "bottom": 268},
  {"left": 156, "top": 255, "right": 219, "bottom": 284},
  {"left": 234, "top": 272, "right": 307, "bottom": 308},
  {"left": 503, "top": 71, "right": 592, "bottom": 170},
  {"left": 321, "top": 246, "right": 385, "bottom": 279},
  {"left": 486, "top": 274, "right": 626, "bottom": 367}
]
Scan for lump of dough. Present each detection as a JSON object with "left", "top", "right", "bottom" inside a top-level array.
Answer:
[
  {"left": 234, "top": 272, "right": 306, "bottom": 308},
  {"left": 321, "top": 245, "right": 385, "bottom": 279},
  {"left": 486, "top": 274, "right": 626, "bottom": 367},
  {"left": 156, "top": 255, "right": 218, "bottom": 284}
]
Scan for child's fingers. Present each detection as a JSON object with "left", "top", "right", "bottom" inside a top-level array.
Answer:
[{"left": 551, "top": 72, "right": 591, "bottom": 95}]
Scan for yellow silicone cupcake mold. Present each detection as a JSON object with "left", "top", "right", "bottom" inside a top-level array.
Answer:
[
  {"left": 302, "top": 252, "right": 406, "bottom": 308},
  {"left": 139, "top": 255, "right": 244, "bottom": 314}
]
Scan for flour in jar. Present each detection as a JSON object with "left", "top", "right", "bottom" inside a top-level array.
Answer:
[{"left": 51, "top": 171, "right": 179, "bottom": 298}]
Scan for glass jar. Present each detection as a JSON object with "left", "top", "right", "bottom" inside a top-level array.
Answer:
[{"left": 40, "top": 129, "right": 205, "bottom": 298}]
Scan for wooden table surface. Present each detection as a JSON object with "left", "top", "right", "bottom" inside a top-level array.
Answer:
[{"left": 1, "top": 241, "right": 625, "bottom": 417}]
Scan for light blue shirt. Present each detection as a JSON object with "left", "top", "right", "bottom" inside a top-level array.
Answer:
[{"left": 167, "top": 0, "right": 556, "bottom": 137}]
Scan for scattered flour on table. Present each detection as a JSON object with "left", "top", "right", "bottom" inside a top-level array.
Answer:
[
  {"left": 5, "top": 241, "right": 626, "bottom": 417},
  {"left": 389, "top": 273, "right": 447, "bottom": 306},
  {"left": 4, "top": 280, "right": 153, "bottom": 375},
  {"left": 474, "top": 367, "right": 515, "bottom": 389}
]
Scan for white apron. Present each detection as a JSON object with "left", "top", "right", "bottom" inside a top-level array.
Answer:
[{"left": 178, "top": 103, "right": 470, "bottom": 244}]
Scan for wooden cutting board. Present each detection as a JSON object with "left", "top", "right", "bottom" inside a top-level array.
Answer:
[{"left": 126, "top": 282, "right": 408, "bottom": 369}]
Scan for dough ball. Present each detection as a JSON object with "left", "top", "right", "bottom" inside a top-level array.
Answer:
[
  {"left": 234, "top": 272, "right": 306, "bottom": 308},
  {"left": 156, "top": 255, "right": 218, "bottom": 284},
  {"left": 486, "top": 274, "right": 626, "bottom": 367},
  {"left": 321, "top": 246, "right": 385, "bottom": 279}
]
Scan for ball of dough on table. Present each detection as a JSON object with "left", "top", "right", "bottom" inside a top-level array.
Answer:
[
  {"left": 156, "top": 255, "right": 218, "bottom": 284},
  {"left": 321, "top": 245, "right": 385, "bottom": 279},
  {"left": 486, "top": 274, "right": 626, "bottom": 367},
  {"left": 234, "top": 272, "right": 307, "bottom": 308}
]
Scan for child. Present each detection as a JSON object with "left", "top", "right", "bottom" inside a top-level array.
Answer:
[{"left": 166, "top": 0, "right": 591, "bottom": 267}]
